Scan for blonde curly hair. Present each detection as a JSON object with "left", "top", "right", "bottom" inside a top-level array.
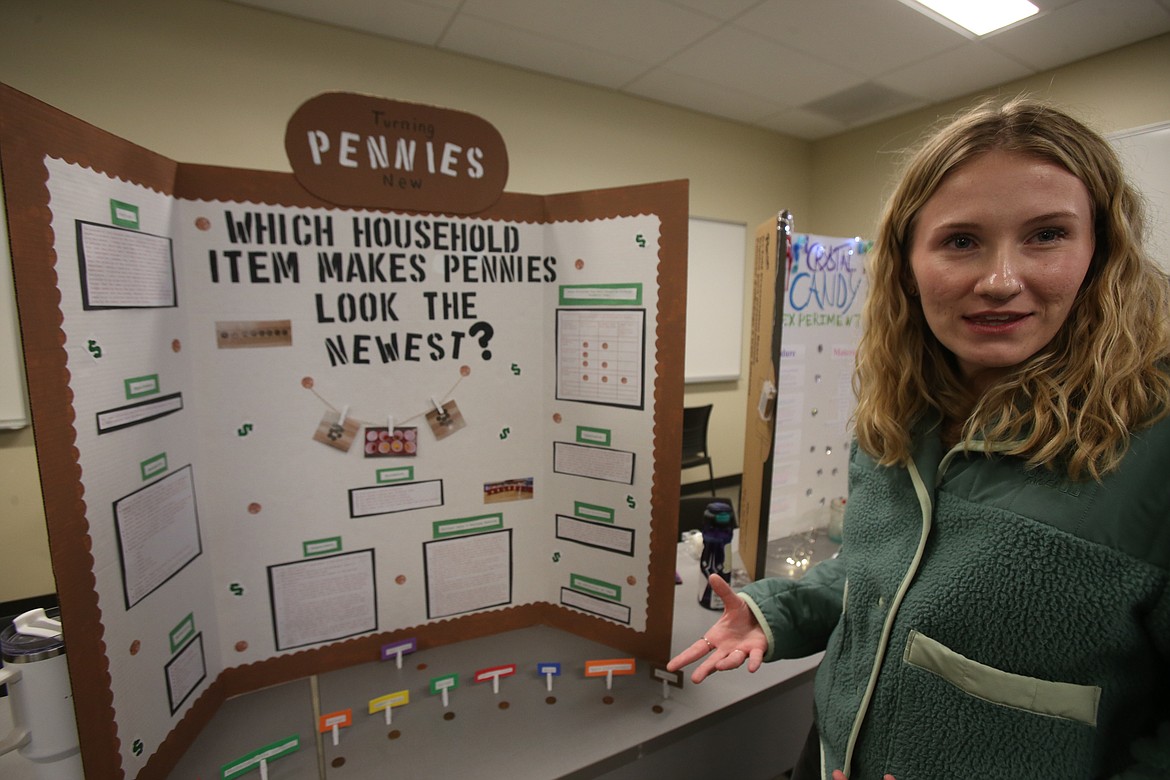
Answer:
[{"left": 853, "top": 96, "right": 1170, "bottom": 479}]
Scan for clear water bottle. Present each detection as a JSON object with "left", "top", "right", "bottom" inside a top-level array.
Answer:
[{"left": 698, "top": 500, "right": 735, "bottom": 610}]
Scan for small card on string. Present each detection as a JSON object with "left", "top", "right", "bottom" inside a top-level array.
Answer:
[
  {"left": 425, "top": 399, "right": 466, "bottom": 440},
  {"left": 312, "top": 407, "right": 360, "bottom": 452}
]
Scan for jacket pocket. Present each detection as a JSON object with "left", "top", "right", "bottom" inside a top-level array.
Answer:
[{"left": 903, "top": 629, "right": 1101, "bottom": 726}]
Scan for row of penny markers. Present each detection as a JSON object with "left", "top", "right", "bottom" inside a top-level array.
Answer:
[{"left": 218, "top": 637, "right": 685, "bottom": 779}]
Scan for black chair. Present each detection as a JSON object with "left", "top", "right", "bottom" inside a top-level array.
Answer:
[{"left": 681, "top": 404, "right": 716, "bottom": 496}]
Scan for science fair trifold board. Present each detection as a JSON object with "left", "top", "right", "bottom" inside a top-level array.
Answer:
[{"left": 0, "top": 84, "right": 686, "bottom": 778}]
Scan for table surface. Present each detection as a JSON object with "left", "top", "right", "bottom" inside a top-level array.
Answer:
[{"left": 1, "top": 543, "right": 824, "bottom": 779}]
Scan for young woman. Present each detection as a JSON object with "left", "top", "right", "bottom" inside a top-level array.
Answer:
[{"left": 668, "top": 98, "right": 1170, "bottom": 780}]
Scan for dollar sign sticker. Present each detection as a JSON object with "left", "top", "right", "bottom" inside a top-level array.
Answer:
[
  {"left": 87, "top": 339, "right": 103, "bottom": 359},
  {"left": 230, "top": 583, "right": 244, "bottom": 596},
  {"left": 552, "top": 551, "right": 561, "bottom": 563},
  {"left": 627, "top": 496, "right": 636, "bottom": 509}
]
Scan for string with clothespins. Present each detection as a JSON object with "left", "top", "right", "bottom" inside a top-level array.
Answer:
[{"left": 302, "top": 371, "right": 468, "bottom": 429}]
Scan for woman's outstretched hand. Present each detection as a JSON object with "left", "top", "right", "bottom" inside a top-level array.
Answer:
[{"left": 666, "top": 574, "right": 768, "bottom": 684}]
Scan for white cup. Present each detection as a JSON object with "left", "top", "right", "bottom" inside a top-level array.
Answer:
[{"left": 0, "top": 610, "right": 83, "bottom": 780}]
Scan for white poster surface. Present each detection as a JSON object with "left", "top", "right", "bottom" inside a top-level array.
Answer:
[
  {"left": 77, "top": 221, "right": 176, "bottom": 308},
  {"left": 164, "top": 635, "right": 206, "bottom": 714},
  {"left": 768, "top": 234, "right": 869, "bottom": 540},
  {"left": 268, "top": 550, "right": 377, "bottom": 651},
  {"left": 555, "top": 515, "right": 635, "bottom": 556},
  {"left": 423, "top": 530, "right": 512, "bottom": 619},
  {"left": 113, "top": 465, "right": 202, "bottom": 608},
  {"left": 552, "top": 441, "right": 636, "bottom": 484},
  {"left": 555, "top": 308, "right": 645, "bottom": 408}
]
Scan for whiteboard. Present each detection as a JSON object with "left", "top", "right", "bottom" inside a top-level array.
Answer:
[
  {"left": 1111, "top": 121, "right": 1170, "bottom": 274},
  {"left": 685, "top": 216, "right": 747, "bottom": 383},
  {"left": 0, "top": 170, "right": 30, "bottom": 429}
]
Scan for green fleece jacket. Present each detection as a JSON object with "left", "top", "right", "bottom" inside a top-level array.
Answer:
[{"left": 739, "top": 416, "right": 1170, "bottom": 780}]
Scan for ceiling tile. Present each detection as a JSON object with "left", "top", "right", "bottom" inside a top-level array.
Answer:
[
  {"left": 1030, "top": 0, "right": 1090, "bottom": 8},
  {"left": 875, "top": 41, "right": 1036, "bottom": 102},
  {"left": 736, "top": 0, "right": 968, "bottom": 76},
  {"left": 985, "top": 0, "right": 1170, "bottom": 71},
  {"left": 624, "top": 67, "right": 791, "bottom": 122},
  {"left": 664, "top": 0, "right": 766, "bottom": 21},
  {"left": 457, "top": 0, "right": 720, "bottom": 61},
  {"left": 230, "top": 0, "right": 456, "bottom": 45},
  {"left": 755, "top": 106, "right": 849, "bottom": 140},
  {"left": 663, "top": 25, "right": 863, "bottom": 105},
  {"left": 803, "top": 82, "right": 927, "bottom": 124},
  {"left": 441, "top": 15, "right": 651, "bottom": 88},
  {"left": 229, "top": 0, "right": 1170, "bottom": 140}
]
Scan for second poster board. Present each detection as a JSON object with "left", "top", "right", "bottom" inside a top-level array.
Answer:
[{"left": 739, "top": 213, "right": 869, "bottom": 579}]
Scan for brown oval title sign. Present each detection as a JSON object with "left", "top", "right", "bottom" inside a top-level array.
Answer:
[{"left": 286, "top": 92, "right": 509, "bottom": 214}]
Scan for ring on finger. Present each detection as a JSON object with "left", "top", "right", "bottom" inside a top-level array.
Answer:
[{"left": 701, "top": 636, "right": 714, "bottom": 650}]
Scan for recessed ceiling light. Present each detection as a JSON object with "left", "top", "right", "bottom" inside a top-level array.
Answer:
[{"left": 901, "top": 0, "right": 1040, "bottom": 36}]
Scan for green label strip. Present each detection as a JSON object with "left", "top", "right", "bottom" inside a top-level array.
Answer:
[
  {"left": 221, "top": 735, "right": 300, "bottom": 779},
  {"left": 140, "top": 452, "right": 168, "bottom": 481},
  {"left": 110, "top": 199, "right": 140, "bottom": 229},
  {"left": 376, "top": 466, "right": 414, "bottom": 484},
  {"left": 429, "top": 673, "right": 459, "bottom": 694},
  {"left": 303, "top": 537, "right": 342, "bottom": 557},
  {"left": 570, "top": 574, "right": 622, "bottom": 602},
  {"left": 574, "top": 501, "right": 615, "bottom": 523},
  {"left": 124, "top": 374, "right": 160, "bottom": 399},
  {"left": 433, "top": 513, "right": 503, "bottom": 539},
  {"left": 575, "top": 426, "right": 611, "bottom": 446},
  {"left": 168, "top": 613, "right": 195, "bottom": 654},
  {"left": 559, "top": 283, "right": 643, "bottom": 306}
]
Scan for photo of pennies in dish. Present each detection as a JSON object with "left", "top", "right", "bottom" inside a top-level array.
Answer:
[
  {"left": 363, "top": 426, "right": 419, "bottom": 457},
  {"left": 483, "top": 477, "right": 534, "bottom": 504}
]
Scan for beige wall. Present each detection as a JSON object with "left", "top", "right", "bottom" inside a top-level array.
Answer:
[
  {"left": 0, "top": 426, "right": 51, "bottom": 601},
  {"left": 810, "top": 33, "right": 1170, "bottom": 239},
  {"left": 0, "top": 0, "right": 1166, "bottom": 601}
]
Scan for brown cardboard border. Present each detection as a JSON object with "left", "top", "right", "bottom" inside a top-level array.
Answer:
[
  {"left": 737, "top": 214, "right": 784, "bottom": 579},
  {"left": 0, "top": 83, "right": 685, "bottom": 778},
  {"left": 0, "top": 82, "right": 180, "bottom": 777}
]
